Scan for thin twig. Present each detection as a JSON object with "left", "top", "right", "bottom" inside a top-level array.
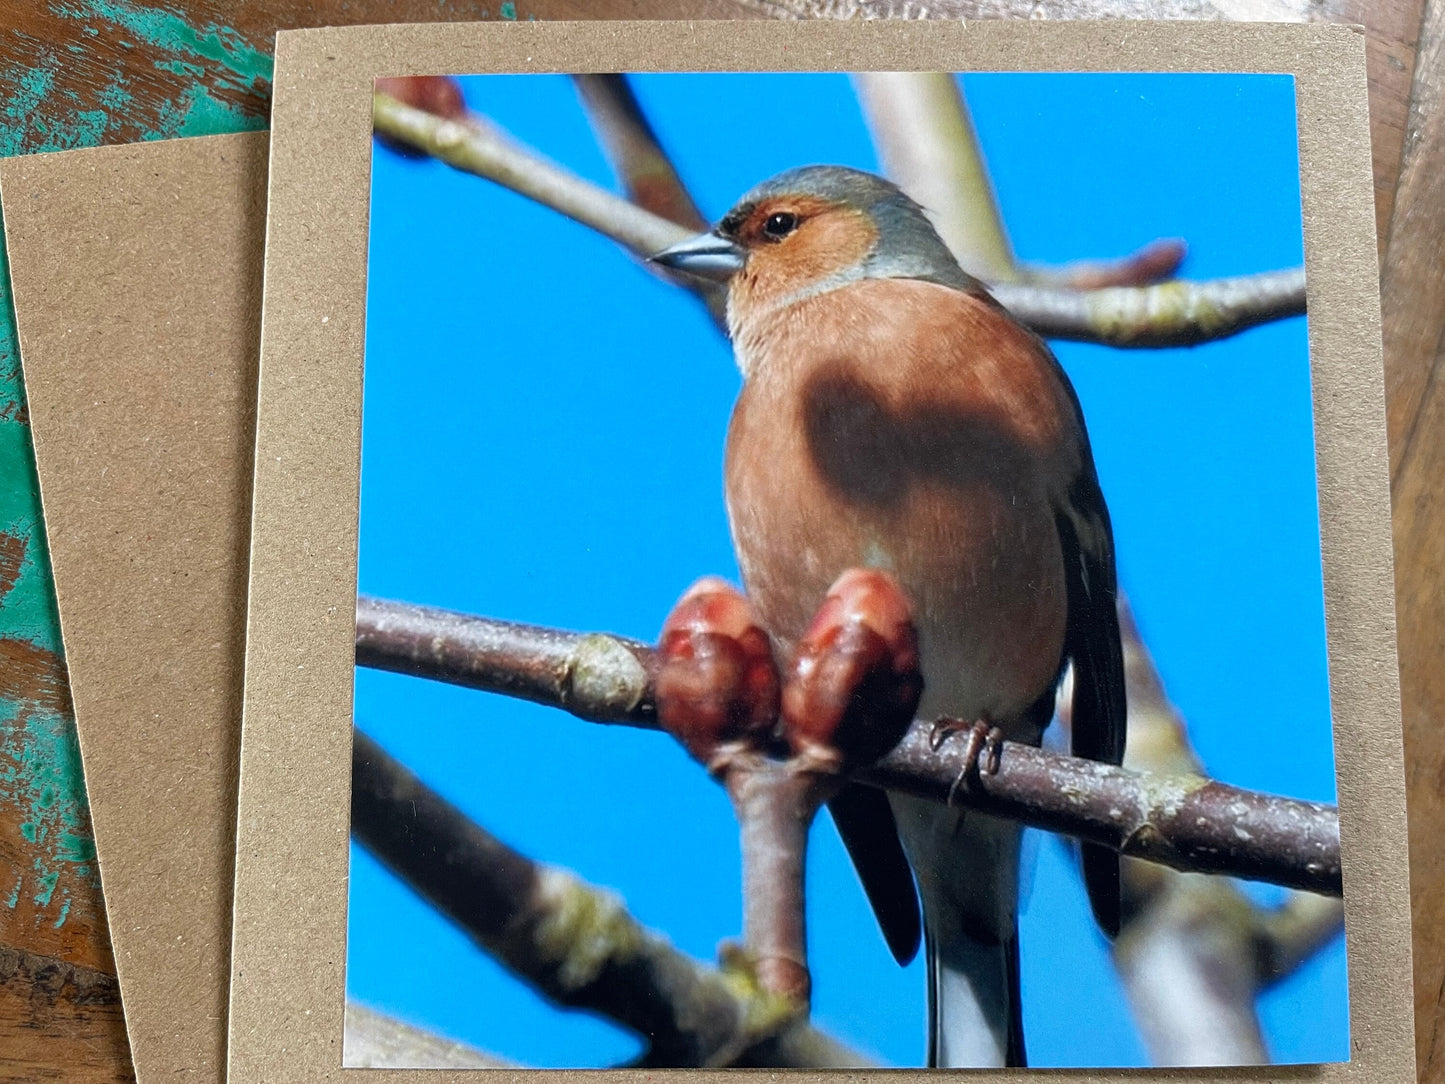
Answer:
[
  {"left": 1252, "top": 876, "right": 1346, "bottom": 988},
  {"left": 572, "top": 74, "right": 708, "bottom": 231},
  {"left": 372, "top": 92, "right": 1307, "bottom": 349},
  {"left": 351, "top": 728, "right": 870, "bottom": 1069},
  {"left": 852, "top": 72, "right": 1018, "bottom": 281},
  {"left": 1024, "top": 238, "right": 1189, "bottom": 289},
  {"left": 372, "top": 77, "right": 470, "bottom": 161},
  {"left": 373, "top": 91, "right": 694, "bottom": 268},
  {"left": 572, "top": 74, "right": 728, "bottom": 327},
  {"left": 355, "top": 595, "right": 1341, "bottom": 896}
]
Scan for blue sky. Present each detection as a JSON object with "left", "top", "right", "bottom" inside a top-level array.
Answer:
[{"left": 349, "top": 71, "right": 1345, "bottom": 1068}]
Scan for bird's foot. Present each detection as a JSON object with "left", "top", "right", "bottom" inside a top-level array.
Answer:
[{"left": 930, "top": 716, "right": 1005, "bottom": 805}]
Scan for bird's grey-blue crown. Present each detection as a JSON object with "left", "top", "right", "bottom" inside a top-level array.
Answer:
[{"left": 722, "top": 165, "right": 980, "bottom": 293}]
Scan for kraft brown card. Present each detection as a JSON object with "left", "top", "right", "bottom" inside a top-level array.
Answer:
[
  {"left": 233, "top": 17, "right": 1411, "bottom": 1084},
  {"left": 0, "top": 133, "right": 266, "bottom": 1084},
  {"left": 1, "top": 132, "right": 500, "bottom": 1083}
]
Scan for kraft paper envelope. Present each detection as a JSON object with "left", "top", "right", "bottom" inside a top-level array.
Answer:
[
  {"left": 233, "top": 17, "right": 1411, "bottom": 1084},
  {"left": 1, "top": 131, "right": 516, "bottom": 1083},
  {"left": 1, "top": 132, "right": 267, "bottom": 1084}
]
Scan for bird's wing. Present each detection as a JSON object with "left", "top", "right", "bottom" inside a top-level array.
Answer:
[
  {"left": 970, "top": 288, "right": 1128, "bottom": 938},
  {"left": 827, "top": 784, "right": 922, "bottom": 965},
  {"left": 1056, "top": 471, "right": 1127, "bottom": 937}
]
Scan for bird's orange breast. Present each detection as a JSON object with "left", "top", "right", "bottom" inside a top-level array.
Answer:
[{"left": 724, "top": 277, "right": 1080, "bottom": 726}]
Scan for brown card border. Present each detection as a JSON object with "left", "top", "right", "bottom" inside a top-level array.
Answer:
[{"left": 234, "top": 19, "right": 1410, "bottom": 1082}]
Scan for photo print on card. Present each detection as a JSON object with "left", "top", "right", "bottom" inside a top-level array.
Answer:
[{"left": 349, "top": 67, "right": 1341, "bottom": 1070}]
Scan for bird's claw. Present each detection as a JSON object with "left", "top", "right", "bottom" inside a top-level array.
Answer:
[{"left": 931, "top": 717, "right": 1005, "bottom": 806}]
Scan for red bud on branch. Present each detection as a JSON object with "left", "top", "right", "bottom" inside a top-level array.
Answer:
[
  {"left": 656, "top": 577, "right": 780, "bottom": 773},
  {"left": 373, "top": 77, "right": 469, "bottom": 159},
  {"left": 782, "top": 568, "right": 923, "bottom": 772},
  {"left": 654, "top": 570, "right": 924, "bottom": 1011}
]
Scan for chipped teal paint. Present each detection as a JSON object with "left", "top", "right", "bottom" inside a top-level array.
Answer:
[
  {"left": 72, "top": 110, "right": 112, "bottom": 146},
  {"left": 154, "top": 57, "right": 208, "bottom": 79},
  {"left": 0, "top": 178, "right": 97, "bottom": 930},
  {"left": 152, "top": 83, "right": 267, "bottom": 139},
  {"left": 0, "top": 65, "right": 57, "bottom": 156},
  {"left": 0, "top": 244, "right": 64, "bottom": 656},
  {"left": 59, "top": 833, "right": 95, "bottom": 864},
  {"left": 0, "top": 3, "right": 273, "bottom": 159},
  {"left": 96, "top": 78, "right": 134, "bottom": 111},
  {"left": 32, "top": 869, "right": 59, "bottom": 907},
  {"left": 0, "top": 693, "right": 96, "bottom": 924},
  {"left": 51, "top": 0, "right": 273, "bottom": 97},
  {"left": 501, "top": 1, "right": 518, "bottom": 18}
]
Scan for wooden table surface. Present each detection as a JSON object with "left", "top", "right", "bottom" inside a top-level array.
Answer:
[{"left": 1, "top": 2, "right": 1440, "bottom": 1080}]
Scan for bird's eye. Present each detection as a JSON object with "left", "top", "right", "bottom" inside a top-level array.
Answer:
[{"left": 763, "top": 211, "right": 799, "bottom": 239}]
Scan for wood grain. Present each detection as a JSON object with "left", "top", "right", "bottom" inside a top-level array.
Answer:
[
  {"left": 1379, "top": 0, "right": 1445, "bottom": 1078},
  {"left": 0, "top": 0, "right": 751, "bottom": 154},
  {"left": 0, "top": 945, "right": 131, "bottom": 1084},
  {"left": 0, "top": 641, "right": 112, "bottom": 975},
  {"left": 1333, "top": 0, "right": 1426, "bottom": 241}
]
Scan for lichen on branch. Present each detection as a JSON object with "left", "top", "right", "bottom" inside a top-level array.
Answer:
[{"left": 990, "top": 270, "right": 1307, "bottom": 347}]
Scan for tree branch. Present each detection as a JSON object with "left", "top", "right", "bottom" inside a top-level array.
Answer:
[
  {"left": 354, "top": 595, "right": 1341, "bottom": 896},
  {"left": 852, "top": 72, "right": 1018, "bottom": 282},
  {"left": 1253, "top": 885, "right": 1346, "bottom": 989},
  {"left": 373, "top": 91, "right": 692, "bottom": 263},
  {"left": 343, "top": 1000, "right": 513, "bottom": 1068},
  {"left": 372, "top": 92, "right": 1306, "bottom": 349},
  {"left": 989, "top": 270, "right": 1306, "bottom": 347},
  {"left": 351, "top": 727, "right": 870, "bottom": 1069},
  {"left": 372, "top": 77, "right": 469, "bottom": 160},
  {"left": 1114, "top": 880, "right": 1270, "bottom": 1066},
  {"left": 1076, "top": 599, "right": 1344, "bottom": 1065},
  {"left": 571, "top": 74, "right": 729, "bottom": 328},
  {"left": 572, "top": 74, "right": 708, "bottom": 232}
]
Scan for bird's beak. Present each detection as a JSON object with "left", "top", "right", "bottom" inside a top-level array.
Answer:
[{"left": 649, "top": 231, "right": 746, "bottom": 281}]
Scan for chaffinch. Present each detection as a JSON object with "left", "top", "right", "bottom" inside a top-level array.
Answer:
[{"left": 654, "top": 165, "right": 1126, "bottom": 1068}]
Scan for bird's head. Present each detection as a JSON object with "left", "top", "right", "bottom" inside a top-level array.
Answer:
[{"left": 651, "top": 165, "right": 970, "bottom": 337}]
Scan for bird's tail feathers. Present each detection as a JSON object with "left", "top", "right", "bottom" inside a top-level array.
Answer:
[
  {"left": 1082, "top": 842, "right": 1122, "bottom": 938},
  {"left": 926, "top": 919, "right": 1025, "bottom": 1068}
]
